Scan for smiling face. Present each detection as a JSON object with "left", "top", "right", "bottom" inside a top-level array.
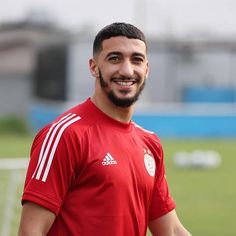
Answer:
[{"left": 90, "top": 36, "right": 149, "bottom": 108}]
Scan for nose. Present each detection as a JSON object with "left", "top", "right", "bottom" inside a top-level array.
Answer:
[{"left": 118, "top": 60, "right": 134, "bottom": 77}]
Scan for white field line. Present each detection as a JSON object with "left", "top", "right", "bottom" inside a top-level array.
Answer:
[
  {"left": 0, "top": 158, "right": 28, "bottom": 236},
  {"left": 1, "top": 171, "right": 23, "bottom": 236},
  {"left": 0, "top": 158, "right": 29, "bottom": 169}
]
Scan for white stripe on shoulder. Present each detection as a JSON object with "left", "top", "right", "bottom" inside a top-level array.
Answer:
[
  {"left": 32, "top": 113, "right": 73, "bottom": 179},
  {"left": 42, "top": 116, "right": 81, "bottom": 182},
  {"left": 133, "top": 122, "right": 154, "bottom": 134},
  {"left": 32, "top": 113, "right": 81, "bottom": 182}
]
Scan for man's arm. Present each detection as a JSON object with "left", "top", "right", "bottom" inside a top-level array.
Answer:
[
  {"left": 149, "top": 209, "right": 192, "bottom": 236},
  {"left": 18, "top": 201, "right": 56, "bottom": 236}
]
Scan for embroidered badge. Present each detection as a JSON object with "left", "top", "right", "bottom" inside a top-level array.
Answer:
[{"left": 144, "top": 149, "right": 156, "bottom": 177}]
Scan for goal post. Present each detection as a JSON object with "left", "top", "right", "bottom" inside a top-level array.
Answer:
[{"left": 0, "top": 158, "right": 28, "bottom": 236}]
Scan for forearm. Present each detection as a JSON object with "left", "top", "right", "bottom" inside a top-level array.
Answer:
[
  {"left": 173, "top": 225, "right": 192, "bottom": 236},
  {"left": 18, "top": 228, "right": 46, "bottom": 236},
  {"left": 149, "top": 210, "right": 192, "bottom": 236},
  {"left": 18, "top": 202, "right": 55, "bottom": 236},
  {"left": 149, "top": 222, "right": 191, "bottom": 236}
]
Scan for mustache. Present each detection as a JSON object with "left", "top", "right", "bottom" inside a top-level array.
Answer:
[
  {"left": 111, "top": 76, "right": 140, "bottom": 82},
  {"left": 98, "top": 69, "right": 140, "bottom": 82}
]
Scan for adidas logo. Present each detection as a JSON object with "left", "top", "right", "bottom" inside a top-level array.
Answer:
[{"left": 102, "top": 153, "right": 117, "bottom": 165}]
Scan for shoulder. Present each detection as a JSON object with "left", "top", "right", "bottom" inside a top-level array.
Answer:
[
  {"left": 132, "top": 121, "right": 160, "bottom": 143},
  {"left": 132, "top": 121, "right": 164, "bottom": 157},
  {"left": 33, "top": 100, "right": 97, "bottom": 145}
]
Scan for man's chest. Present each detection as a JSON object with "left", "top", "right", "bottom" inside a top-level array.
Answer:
[{"left": 77, "top": 130, "right": 157, "bottom": 194}]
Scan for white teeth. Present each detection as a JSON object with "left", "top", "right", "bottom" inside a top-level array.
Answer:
[{"left": 116, "top": 81, "right": 134, "bottom": 86}]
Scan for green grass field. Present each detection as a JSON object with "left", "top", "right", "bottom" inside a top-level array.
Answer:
[{"left": 0, "top": 134, "right": 236, "bottom": 236}]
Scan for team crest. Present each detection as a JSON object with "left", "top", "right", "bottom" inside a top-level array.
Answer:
[{"left": 144, "top": 149, "right": 156, "bottom": 177}]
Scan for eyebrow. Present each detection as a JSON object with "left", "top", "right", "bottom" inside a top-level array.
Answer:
[
  {"left": 105, "top": 51, "right": 121, "bottom": 58},
  {"left": 105, "top": 51, "right": 146, "bottom": 59},
  {"left": 132, "top": 52, "right": 146, "bottom": 59}
]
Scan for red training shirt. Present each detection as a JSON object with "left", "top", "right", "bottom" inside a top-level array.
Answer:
[{"left": 22, "top": 98, "right": 175, "bottom": 236}]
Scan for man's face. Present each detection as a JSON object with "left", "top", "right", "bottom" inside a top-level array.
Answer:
[{"left": 91, "top": 36, "right": 149, "bottom": 107}]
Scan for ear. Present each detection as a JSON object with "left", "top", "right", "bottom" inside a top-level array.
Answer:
[
  {"left": 89, "top": 58, "right": 99, "bottom": 78},
  {"left": 145, "top": 62, "right": 149, "bottom": 79}
]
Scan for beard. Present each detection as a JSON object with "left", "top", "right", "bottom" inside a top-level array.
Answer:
[{"left": 98, "top": 70, "right": 145, "bottom": 108}]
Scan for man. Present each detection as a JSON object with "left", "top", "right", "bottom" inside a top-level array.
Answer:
[{"left": 18, "top": 22, "right": 191, "bottom": 236}]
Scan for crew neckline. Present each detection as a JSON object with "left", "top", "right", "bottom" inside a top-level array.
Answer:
[{"left": 86, "top": 98, "right": 134, "bottom": 132}]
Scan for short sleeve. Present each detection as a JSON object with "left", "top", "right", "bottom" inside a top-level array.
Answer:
[
  {"left": 148, "top": 144, "right": 176, "bottom": 220},
  {"left": 22, "top": 122, "right": 78, "bottom": 215}
]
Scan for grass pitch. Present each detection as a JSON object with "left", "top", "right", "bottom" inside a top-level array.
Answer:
[
  {"left": 0, "top": 134, "right": 235, "bottom": 236},
  {"left": 162, "top": 139, "right": 236, "bottom": 236}
]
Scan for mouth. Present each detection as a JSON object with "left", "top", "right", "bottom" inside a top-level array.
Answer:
[
  {"left": 112, "top": 78, "right": 137, "bottom": 87},
  {"left": 115, "top": 81, "right": 135, "bottom": 86}
]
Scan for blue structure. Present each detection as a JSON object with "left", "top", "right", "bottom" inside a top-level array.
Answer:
[
  {"left": 183, "top": 87, "right": 236, "bottom": 103},
  {"left": 29, "top": 103, "right": 236, "bottom": 138},
  {"left": 133, "top": 113, "right": 236, "bottom": 138}
]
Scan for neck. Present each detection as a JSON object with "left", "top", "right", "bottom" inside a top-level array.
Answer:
[{"left": 91, "top": 94, "right": 134, "bottom": 123}]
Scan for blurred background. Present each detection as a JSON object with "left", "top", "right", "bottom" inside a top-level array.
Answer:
[
  {"left": 0, "top": 0, "right": 236, "bottom": 136},
  {"left": 0, "top": 0, "right": 236, "bottom": 235}
]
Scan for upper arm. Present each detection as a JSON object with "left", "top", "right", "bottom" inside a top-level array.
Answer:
[
  {"left": 148, "top": 143, "right": 176, "bottom": 220},
  {"left": 149, "top": 209, "right": 192, "bottom": 236},
  {"left": 18, "top": 201, "right": 56, "bottom": 236},
  {"left": 22, "top": 123, "right": 79, "bottom": 215}
]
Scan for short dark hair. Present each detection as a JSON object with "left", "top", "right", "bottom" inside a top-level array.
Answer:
[{"left": 93, "top": 22, "right": 147, "bottom": 56}]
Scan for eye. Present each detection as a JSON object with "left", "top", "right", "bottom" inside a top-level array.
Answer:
[
  {"left": 132, "top": 56, "right": 144, "bottom": 64},
  {"left": 107, "top": 55, "right": 121, "bottom": 63}
]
